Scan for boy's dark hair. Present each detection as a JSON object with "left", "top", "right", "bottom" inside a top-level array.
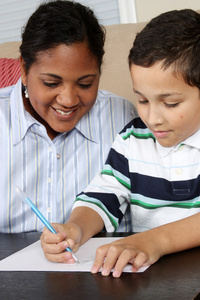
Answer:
[
  {"left": 128, "top": 9, "right": 200, "bottom": 89},
  {"left": 20, "top": 0, "right": 105, "bottom": 73}
]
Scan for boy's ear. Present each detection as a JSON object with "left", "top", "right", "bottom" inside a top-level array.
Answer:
[{"left": 20, "top": 56, "right": 27, "bottom": 86}]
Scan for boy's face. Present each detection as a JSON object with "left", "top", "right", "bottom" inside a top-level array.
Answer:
[{"left": 130, "top": 62, "right": 200, "bottom": 147}]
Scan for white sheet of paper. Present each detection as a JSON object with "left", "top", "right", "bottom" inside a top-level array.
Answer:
[{"left": 0, "top": 237, "right": 149, "bottom": 273}]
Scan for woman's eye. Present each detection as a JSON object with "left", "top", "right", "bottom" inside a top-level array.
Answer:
[
  {"left": 43, "top": 82, "right": 59, "bottom": 88},
  {"left": 78, "top": 83, "right": 92, "bottom": 89}
]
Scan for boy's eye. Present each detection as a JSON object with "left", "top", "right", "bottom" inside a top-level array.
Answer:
[
  {"left": 138, "top": 98, "right": 148, "bottom": 104},
  {"left": 165, "top": 102, "right": 179, "bottom": 108}
]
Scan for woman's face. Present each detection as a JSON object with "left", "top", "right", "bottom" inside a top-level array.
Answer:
[{"left": 20, "top": 43, "right": 100, "bottom": 139}]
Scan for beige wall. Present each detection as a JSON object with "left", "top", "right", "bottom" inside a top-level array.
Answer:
[{"left": 135, "top": 0, "right": 200, "bottom": 22}]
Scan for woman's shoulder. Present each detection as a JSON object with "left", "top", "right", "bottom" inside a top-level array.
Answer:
[
  {"left": 97, "top": 90, "right": 133, "bottom": 106},
  {"left": 0, "top": 85, "right": 14, "bottom": 101}
]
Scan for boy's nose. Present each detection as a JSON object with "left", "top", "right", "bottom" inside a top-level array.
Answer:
[{"left": 147, "top": 107, "right": 163, "bottom": 127}]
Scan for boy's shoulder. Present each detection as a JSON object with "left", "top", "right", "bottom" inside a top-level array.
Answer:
[
  {"left": 119, "top": 117, "right": 155, "bottom": 141},
  {"left": 121, "top": 117, "right": 147, "bottom": 131}
]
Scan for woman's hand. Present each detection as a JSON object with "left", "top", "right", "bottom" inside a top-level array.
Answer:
[
  {"left": 40, "top": 222, "right": 82, "bottom": 263},
  {"left": 91, "top": 231, "right": 164, "bottom": 278}
]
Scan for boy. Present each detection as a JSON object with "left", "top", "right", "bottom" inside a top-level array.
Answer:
[{"left": 41, "top": 9, "right": 200, "bottom": 277}]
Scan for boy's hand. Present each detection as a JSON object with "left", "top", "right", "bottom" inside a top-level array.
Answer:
[
  {"left": 91, "top": 213, "right": 200, "bottom": 278},
  {"left": 91, "top": 231, "right": 164, "bottom": 278},
  {"left": 40, "top": 222, "right": 82, "bottom": 263}
]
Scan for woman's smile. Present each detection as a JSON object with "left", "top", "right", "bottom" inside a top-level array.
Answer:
[{"left": 52, "top": 105, "right": 80, "bottom": 117}]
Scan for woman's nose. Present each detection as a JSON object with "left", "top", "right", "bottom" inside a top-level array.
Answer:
[{"left": 56, "top": 87, "right": 79, "bottom": 107}]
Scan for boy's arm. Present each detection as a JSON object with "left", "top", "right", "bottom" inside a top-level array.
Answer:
[
  {"left": 152, "top": 212, "right": 200, "bottom": 254},
  {"left": 40, "top": 207, "right": 104, "bottom": 263},
  {"left": 67, "top": 206, "right": 104, "bottom": 244},
  {"left": 91, "top": 212, "right": 200, "bottom": 278}
]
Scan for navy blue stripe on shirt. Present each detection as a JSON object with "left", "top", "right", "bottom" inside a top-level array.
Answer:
[
  {"left": 104, "top": 148, "right": 130, "bottom": 182},
  {"left": 76, "top": 191, "right": 124, "bottom": 223},
  {"left": 120, "top": 117, "right": 147, "bottom": 134},
  {"left": 130, "top": 172, "right": 200, "bottom": 201}
]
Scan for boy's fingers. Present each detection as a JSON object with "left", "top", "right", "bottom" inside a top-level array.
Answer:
[
  {"left": 131, "top": 252, "right": 150, "bottom": 271},
  {"left": 65, "top": 238, "right": 75, "bottom": 249},
  {"left": 41, "top": 239, "right": 70, "bottom": 254},
  {"left": 91, "top": 243, "right": 150, "bottom": 278},
  {"left": 44, "top": 250, "right": 75, "bottom": 263},
  {"left": 100, "top": 244, "right": 124, "bottom": 276},
  {"left": 91, "top": 245, "right": 108, "bottom": 274},
  {"left": 41, "top": 227, "right": 66, "bottom": 244},
  {"left": 112, "top": 248, "right": 135, "bottom": 278},
  {"left": 93, "top": 244, "right": 132, "bottom": 277}
]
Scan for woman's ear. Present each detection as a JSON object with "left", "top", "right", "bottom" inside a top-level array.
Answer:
[{"left": 20, "top": 56, "right": 27, "bottom": 86}]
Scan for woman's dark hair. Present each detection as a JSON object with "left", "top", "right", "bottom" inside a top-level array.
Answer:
[
  {"left": 20, "top": 0, "right": 105, "bottom": 73},
  {"left": 128, "top": 9, "right": 200, "bottom": 89}
]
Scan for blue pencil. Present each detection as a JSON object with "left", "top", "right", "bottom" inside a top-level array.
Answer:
[{"left": 15, "top": 186, "right": 79, "bottom": 263}]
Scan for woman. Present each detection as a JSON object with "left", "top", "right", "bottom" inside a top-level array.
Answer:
[{"left": 0, "top": 0, "right": 135, "bottom": 233}]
